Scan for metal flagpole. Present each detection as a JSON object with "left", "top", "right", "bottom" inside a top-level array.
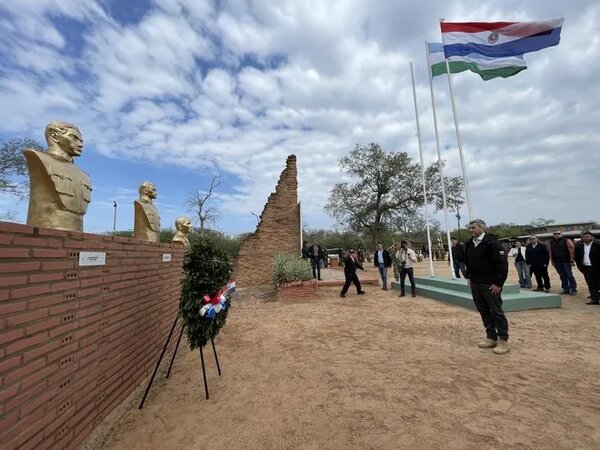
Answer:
[
  {"left": 113, "top": 201, "right": 117, "bottom": 231},
  {"left": 443, "top": 58, "right": 474, "bottom": 220},
  {"left": 425, "top": 41, "right": 455, "bottom": 280},
  {"left": 409, "top": 61, "right": 435, "bottom": 278}
]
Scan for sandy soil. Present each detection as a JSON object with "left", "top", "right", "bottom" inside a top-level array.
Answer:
[{"left": 83, "top": 261, "right": 600, "bottom": 450}]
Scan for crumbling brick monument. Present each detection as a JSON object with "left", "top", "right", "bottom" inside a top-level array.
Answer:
[{"left": 234, "top": 155, "right": 301, "bottom": 286}]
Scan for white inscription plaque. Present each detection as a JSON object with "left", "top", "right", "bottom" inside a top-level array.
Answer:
[
  {"left": 79, "top": 251, "right": 106, "bottom": 266},
  {"left": 162, "top": 254, "right": 172, "bottom": 262}
]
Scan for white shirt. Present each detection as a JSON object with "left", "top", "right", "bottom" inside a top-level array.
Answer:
[
  {"left": 473, "top": 232, "right": 486, "bottom": 247},
  {"left": 583, "top": 243, "right": 592, "bottom": 266},
  {"left": 508, "top": 247, "right": 526, "bottom": 258},
  {"left": 376, "top": 249, "right": 383, "bottom": 264},
  {"left": 396, "top": 248, "right": 417, "bottom": 268}
]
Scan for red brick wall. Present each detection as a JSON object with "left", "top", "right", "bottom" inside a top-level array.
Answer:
[
  {"left": 276, "top": 280, "right": 317, "bottom": 300},
  {"left": 0, "top": 221, "right": 184, "bottom": 450}
]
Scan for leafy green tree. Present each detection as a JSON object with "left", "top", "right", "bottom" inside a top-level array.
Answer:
[
  {"left": 325, "top": 143, "right": 463, "bottom": 245},
  {"left": 303, "top": 228, "right": 369, "bottom": 252},
  {"left": 109, "top": 227, "right": 246, "bottom": 259},
  {"left": 388, "top": 208, "right": 441, "bottom": 243},
  {"left": 109, "top": 228, "right": 177, "bottom": 243},
  {"left": 198, "top": 229, "right": 248, "bottom": 260},
  {"left": 487, "top": 222, "right": 527, "bottom": 239}
]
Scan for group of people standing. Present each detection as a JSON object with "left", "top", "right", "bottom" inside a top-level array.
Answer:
[
  {"left": 312, "top": 223, "right": 600, "bottom": 357},
  {"left": 450, "top": 229, "right": 600, "bottom": 303},
  {"left": 341, "top": 241, "right": 418, "bottom": 298}
]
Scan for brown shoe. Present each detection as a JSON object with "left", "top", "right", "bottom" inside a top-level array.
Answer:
[
  {"left": 493, "top": 340, "right": 510, "bottom": 355},
  {"left": 478, "top": 338, "right": 497, "bottom": 349}
]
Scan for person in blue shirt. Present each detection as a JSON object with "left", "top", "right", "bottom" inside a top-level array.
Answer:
[{"left": 373, "top": 241, "right": 392, "bottom": 291}]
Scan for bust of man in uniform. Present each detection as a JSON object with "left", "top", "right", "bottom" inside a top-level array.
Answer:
[
  {"left": 23, "top": 121, "right": 92, "bottom": 232},
  {"left": 172, "top": 216, "right": 192, "bottom": 247},
  {"left": 133, "top": 181, "right": 160, "bottom": 242}
]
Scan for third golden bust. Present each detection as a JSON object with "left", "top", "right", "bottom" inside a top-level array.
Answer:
[{"left": 172, "top": 216, "right": 191, "bottom": 247}]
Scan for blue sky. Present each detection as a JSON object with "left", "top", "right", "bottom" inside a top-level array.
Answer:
[{"left": 1, "top": 1, "right": 599, "bottom": 235}]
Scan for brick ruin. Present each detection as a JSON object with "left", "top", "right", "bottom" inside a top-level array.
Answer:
[{"left": 233, "top": 155, "right": 301, "bottom": 286}]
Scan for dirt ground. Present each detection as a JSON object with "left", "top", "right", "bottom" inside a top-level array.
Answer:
[{"left": 84, "top": 260, "right": 600, "bottom": 450}]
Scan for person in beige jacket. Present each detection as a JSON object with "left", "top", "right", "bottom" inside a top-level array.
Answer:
[{"left": 396, "top": 241, "right": 417, "bottom": 297}]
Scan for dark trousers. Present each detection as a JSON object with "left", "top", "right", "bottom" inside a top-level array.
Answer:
[
  {"left": 581, "top": 266, "right": 600, "bottom": 301},
  {"left": 470, "top": 282, "right": 509, "bottom": 341},
  {"left": 531, "top": 265, "right": 551, "bottom": 290},
  {"left": 453, "top": 261, "right": 466, "bottom": 278},
  {"left": 341, "top": 274, "right": 362, "bottom": 295},
  {"left": 553, "top": 261, "right": 577, "bottom": 292},
  {"left": 400, "top": 267, "right": 416, "bottom": 294},
  {"left": 311, "top": 257, "right": 321, "bottom": 279}
]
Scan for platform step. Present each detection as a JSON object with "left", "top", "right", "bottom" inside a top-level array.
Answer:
[
  {"left": 412, "top": 276, "right": 521, "bottom": 294},
  {"left": 391, "top": 278, "right": 562, "bottom": 312}
]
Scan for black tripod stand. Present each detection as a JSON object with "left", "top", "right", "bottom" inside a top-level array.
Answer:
[{"left": 139, "top": 315, "right": 222, "bottom": 409}]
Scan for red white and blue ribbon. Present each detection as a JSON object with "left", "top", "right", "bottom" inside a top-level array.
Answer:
[
  {"left": 199, "top": 290, "right": 227, "bottom": 319},
  {"left": 198, "top": 280, "right": 236, "bottom": 320}
]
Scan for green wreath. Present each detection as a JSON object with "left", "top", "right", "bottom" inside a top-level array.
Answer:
[{"left": 179, "top": 238, "right": 232, "bottom": 349}]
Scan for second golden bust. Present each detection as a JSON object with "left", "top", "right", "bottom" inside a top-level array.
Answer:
[{"left": 133, "top": 181, "right": 160, "bottom": 242}]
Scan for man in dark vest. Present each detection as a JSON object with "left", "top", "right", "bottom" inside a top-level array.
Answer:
[
  {"left": 340, "top": 250, "right": 366, "bottom": 298},
  {"left": 549, "top": 231, "right": 577, "bottom": 295},
  {"left": 450, "top": 237, "right": 466, "bottom": 278},
  {"left": 464, "top": 219, "right": 510, "bottom": 355},
  {"left": 309, "top": 242, "right": 324, "bottom": 281},
  {"left": 574, "top": 230, "right": 600, "bottom": 305},
  {"left": 526, "top": 235, "right": 551, "bottom": 292}
]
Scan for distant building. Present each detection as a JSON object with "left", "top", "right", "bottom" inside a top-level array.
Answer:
[
  {"left": 524, "top": 221, "right": 599, "bottom": 234},
  {"left": 520, "top": 221, "right": 600, "bottom": 241}
]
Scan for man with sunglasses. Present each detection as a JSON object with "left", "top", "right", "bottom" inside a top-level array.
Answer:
[
  {"left": 549, "top": 231, "right": 577, "bottom": 295},
  {"left": 464, "top": 219, "right": 510, "bottom": 355}
]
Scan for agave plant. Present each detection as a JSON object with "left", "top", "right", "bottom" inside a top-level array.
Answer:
[{"left": 272, "top": 253, "right": 313, "bottom": 286}]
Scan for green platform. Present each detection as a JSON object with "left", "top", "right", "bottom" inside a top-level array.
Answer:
[{"left": 391, "top": 276, "right": 562, "bottom": 312}]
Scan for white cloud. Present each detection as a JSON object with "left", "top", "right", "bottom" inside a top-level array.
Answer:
[{"left": 1, "top": 0, "right": 599, "bottom": 233}]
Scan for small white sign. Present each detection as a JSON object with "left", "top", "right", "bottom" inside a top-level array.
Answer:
[
  {"left": 162, "top": 254, "right": 172, "bottom": 262},
  {"left": 79, "top": 251, "right": 106, "bottom": 266}
]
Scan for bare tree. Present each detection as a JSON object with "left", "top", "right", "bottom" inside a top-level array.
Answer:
[
  {"left": 250, "top": 211, "right": 260, "bottom": 225},
  {"left": 1, "top": 138, "right": 41, "bottom": 198},
  {"left": 186, "top": 174, "right": 222, "bottom": 235}
]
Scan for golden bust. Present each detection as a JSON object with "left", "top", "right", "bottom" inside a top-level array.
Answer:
[
  {"left": 134, "top": 181, "right": 160, "bottom": 242},
  {"left": 172, "top": 216, "right": 191, "bottom": 247},
  {"left": 24, "top": 122, "right": 92, "bottom": 232}
]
